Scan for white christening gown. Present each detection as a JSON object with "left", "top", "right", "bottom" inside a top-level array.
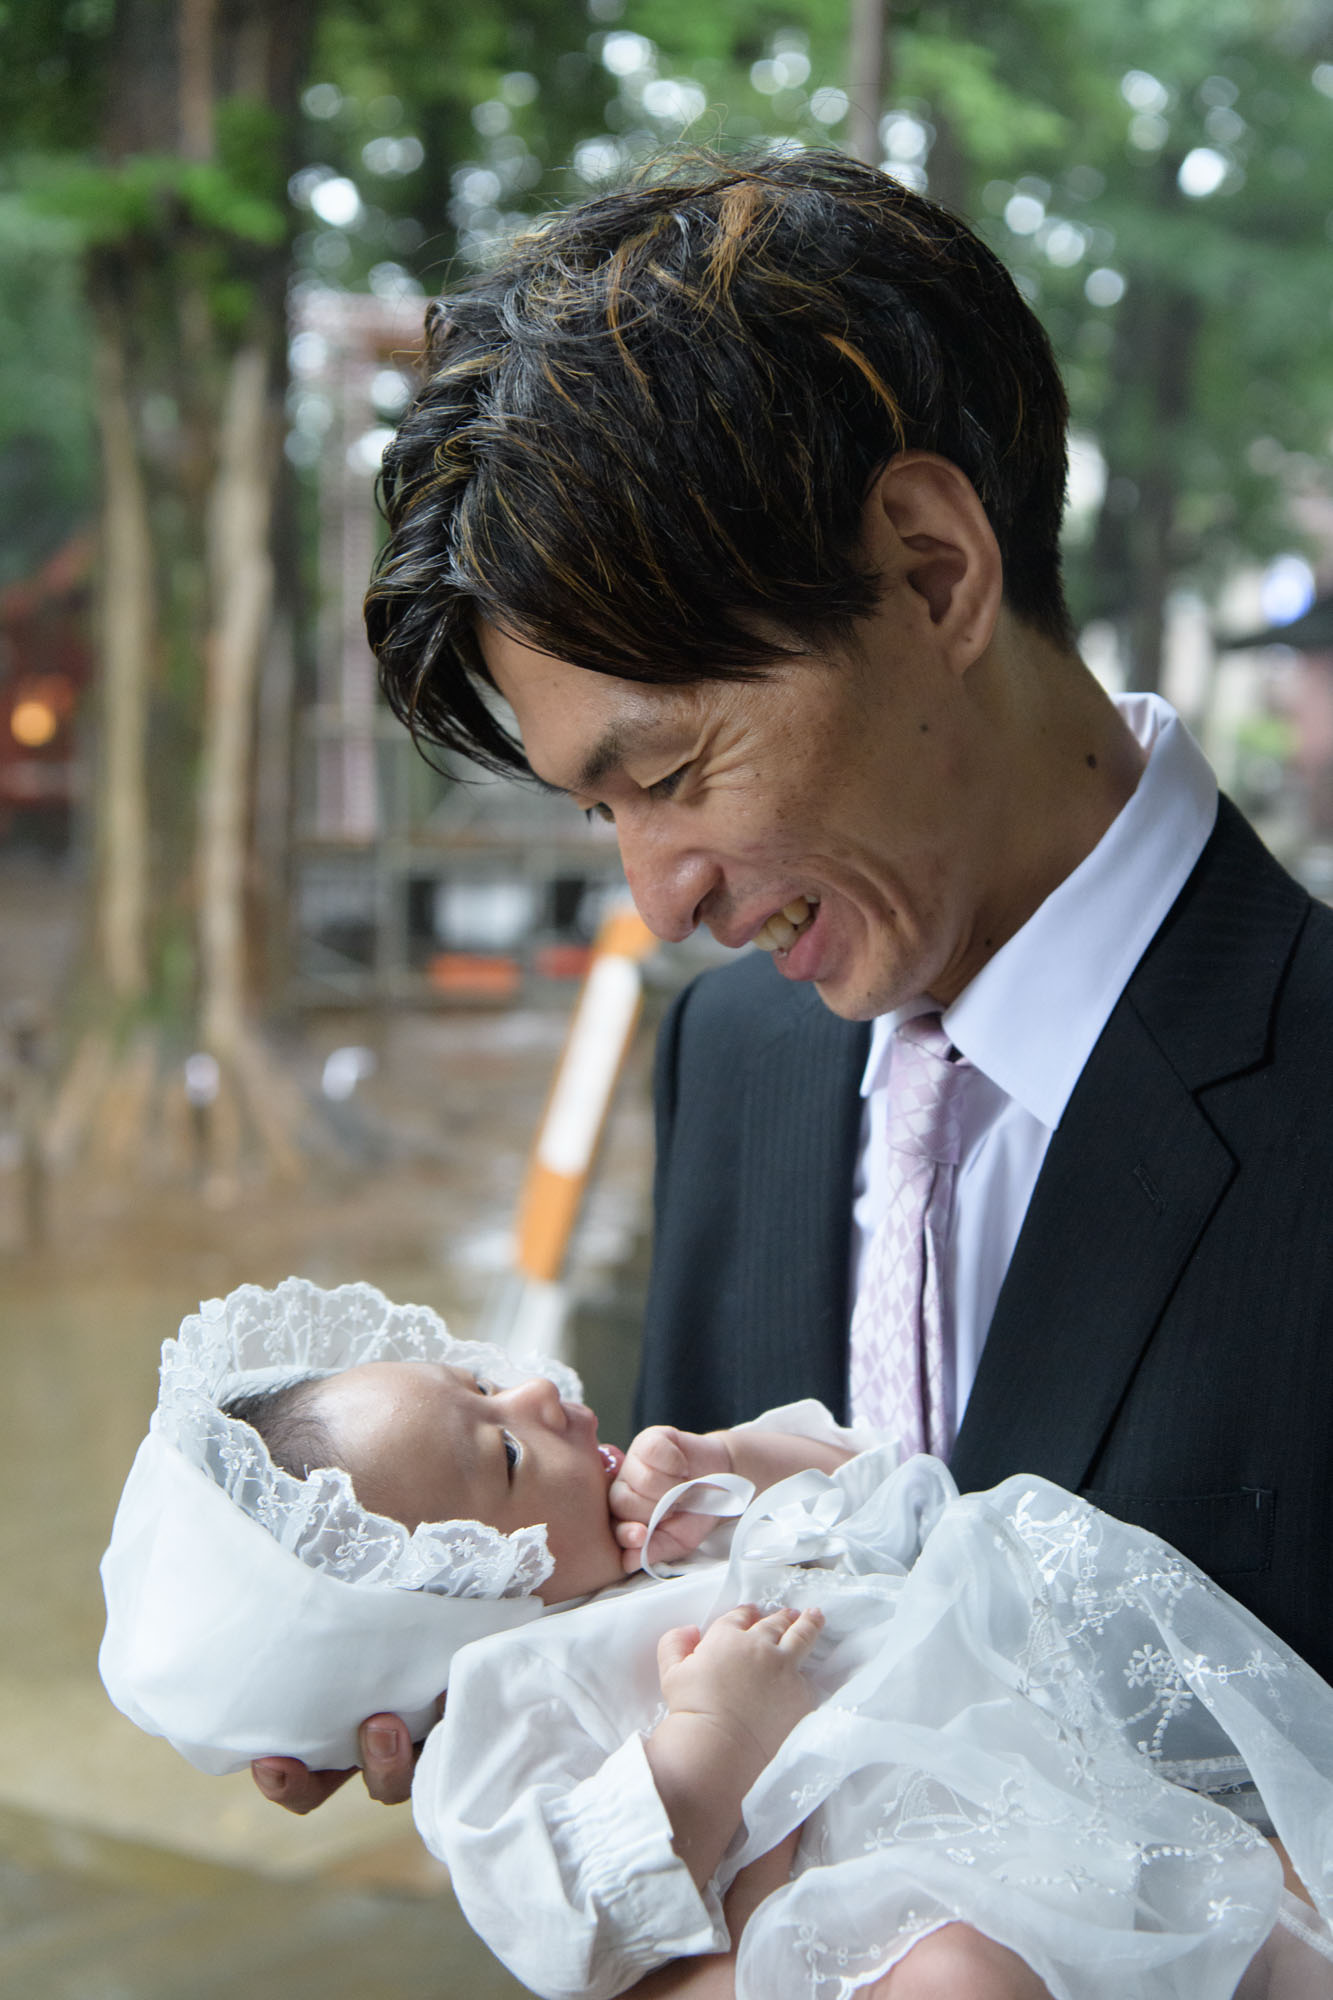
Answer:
[{"left": 412, "top": 1423, "right": 1333, "bottom": 2000}]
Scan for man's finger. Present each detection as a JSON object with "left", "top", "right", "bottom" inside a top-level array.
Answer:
[
  {"left": 358, "top": 1714, "right": 417, "bottom": 1805},
  {"left": 251, "top": 1756, "right": 354, "bottom": 1816}
]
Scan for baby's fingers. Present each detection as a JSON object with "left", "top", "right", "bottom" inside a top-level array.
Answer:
[
  {"left": 627, "top": 1425, "right": 692, "bottom": 1482},
  {"left": 775, "top": 1606, "right": 825, "bottom": 1660},
  {"left": 656, "top": 1623, "right": 702, "bottom": 1679},
  {"left": 616, "top": 1510, "right": 718, "bottom": 1573},
  {"left": 610, "top": 1431, "right": 690, "bottom": 1520},
  {"left": 616, "top": 1518, "right": 648, "bottom": 1574}
]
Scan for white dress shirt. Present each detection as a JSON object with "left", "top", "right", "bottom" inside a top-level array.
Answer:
[{"left": 849, "top": 695, "right": 1219, "bottom": 1434}]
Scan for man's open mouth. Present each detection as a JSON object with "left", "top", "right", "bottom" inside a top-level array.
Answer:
[{"left": 752, "top": 896, "right": 819, "bottom": 954}]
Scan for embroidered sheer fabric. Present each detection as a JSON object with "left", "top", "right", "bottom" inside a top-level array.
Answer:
[
  {"left": 416, "top": 1446, "right": 1333, "bottom": 2000},
  {"left": 156, "top": 1277, "right": 578, "bottom": 1596},
  {"left": 99, "top": 1279, "right": 584, "bottom": 1773}
]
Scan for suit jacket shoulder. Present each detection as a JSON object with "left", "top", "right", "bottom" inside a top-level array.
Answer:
[
  {"left": 951, "top": 800, "right": 1333, "bottom": 1674},
  {"left": 637, "top": 953, "right": 867, "bottom": 1431}
]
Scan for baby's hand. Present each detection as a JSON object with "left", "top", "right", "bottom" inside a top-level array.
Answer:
[
  {"left": 643, "top": 1606, "right": 823, "bottom": 1891},
  {"left": 611, "top": 1424, "right": 733, "bottom": 1570},
  {"left": 657, "top": 1605, "right": 824, "bottom": 1769}
]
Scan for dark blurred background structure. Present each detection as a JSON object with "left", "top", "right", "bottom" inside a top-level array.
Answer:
[{"left": 1, "top": 0, "right": 1331, "bottom": 1991}]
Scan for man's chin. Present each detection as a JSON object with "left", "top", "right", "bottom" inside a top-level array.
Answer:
[
  {"left": 811, "top": 947, "right": 931, "bottom": 1021},
  {"left": 811, "top": 972, "right": 895, "bottom": 1022}
]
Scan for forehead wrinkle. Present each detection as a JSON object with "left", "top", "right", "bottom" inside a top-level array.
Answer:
[{"left": 561, "top": 708, "right": 671, "bottom": 796}]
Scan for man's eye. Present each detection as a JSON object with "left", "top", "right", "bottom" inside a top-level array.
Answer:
[
  {"left": 584, "top": 803, "right": 614, "bottom": 825},
  {"left": 648, "top": 765, "right": 688, "bottom": 801},
  {"left": 502, "top": 1431, "right": 522, "bottom": 1475}
]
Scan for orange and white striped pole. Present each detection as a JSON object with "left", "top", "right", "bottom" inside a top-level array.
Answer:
[{"left": 502, "top": 904, "right": 657, "bottom": 1360}]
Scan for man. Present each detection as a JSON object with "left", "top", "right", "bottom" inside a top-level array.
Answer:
[{"left": 260, "top": 151, "right": 1333, "bottom": 1911}]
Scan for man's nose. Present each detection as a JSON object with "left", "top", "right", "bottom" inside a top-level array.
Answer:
[{"left": 617, "top": 824, "right": 719, "bottom": 945}]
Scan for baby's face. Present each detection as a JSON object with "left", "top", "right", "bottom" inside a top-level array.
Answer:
[{"left": 311, "top": 1362, "right": 627, "bottom": 1604}]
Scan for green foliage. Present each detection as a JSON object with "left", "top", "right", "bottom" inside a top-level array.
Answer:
[
  {"left": 0, "top": 194, "right": 94, "bottom": 586},
  {"left": 2, "top": 0, "right": 1331, "bottom": 680},
  {"left": 0, "top": 0, "right": 108, "bottom": 155},
  {"left": 215, "top": 98, "right": 289, "bottom": 208},
  {"left": 898, "top": 32, "right": 1068, "bottom": 161},
  {"left": 18, "top": 153, "right": 286, "bottom": 248}
]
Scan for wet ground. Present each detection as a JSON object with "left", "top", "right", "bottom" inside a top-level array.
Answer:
[{"left": 0, "top": 856, "right": 656, "bottom": 1998}]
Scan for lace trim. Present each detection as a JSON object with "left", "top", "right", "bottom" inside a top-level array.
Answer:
[{"left": 152, "top": 1277, "right": 581, "bottom": 1598}]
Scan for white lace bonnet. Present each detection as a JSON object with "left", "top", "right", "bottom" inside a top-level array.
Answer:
[{"left": 99, "top": 1278, "right": 582, "bottom": 1777}]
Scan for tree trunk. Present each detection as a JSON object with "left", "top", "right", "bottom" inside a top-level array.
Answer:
[
  {"left": 177, "top": 0, "right": 217, "bottom": 160},
  {"left": 846, "top": 0, "right": 888, "bottom": 166},
  {"left": 90, "top": 296, "right": 153, "bottom": 1006},
  {"left": 197, "top": 340, "right": 275, "bottom": 1058},
  {"left": 1084, "top": 158, "right": 1201, "bottom": 695},
  {"left": 53, "top": 0, "right": 315, "bottom": 1195}
]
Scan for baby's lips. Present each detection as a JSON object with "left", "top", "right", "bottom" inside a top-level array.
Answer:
[{"left": 599, "top": 1442, "right": 625, "bottom": 1477}]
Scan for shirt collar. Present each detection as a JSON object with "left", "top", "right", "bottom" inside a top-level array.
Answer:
[{"left": 861, "top": 694, "right": 1219, "bottom": 1128}]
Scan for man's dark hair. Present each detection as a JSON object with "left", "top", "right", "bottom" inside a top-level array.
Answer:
[
  {"left": 223, "top": 1378, "right": 338, "bottom": 1482},
  {"left": 366, "top": 149, "right": 1073, "bottom": 777}
]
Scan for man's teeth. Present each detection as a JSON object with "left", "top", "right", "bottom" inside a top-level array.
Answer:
[{"left": 753, "top": 897, "right": 819, "bottom": 953}]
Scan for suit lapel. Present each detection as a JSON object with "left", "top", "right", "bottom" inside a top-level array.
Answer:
[
  {"left": 950, "top": 799, "right": 1309, "bottom": 1494},
  {"left": 949, "top": 1003, "right": 1234, "bottom": 1491}
]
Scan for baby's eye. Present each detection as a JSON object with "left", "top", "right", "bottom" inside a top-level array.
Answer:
[
  {"left": 475, "top": 1378, "right": 496, "bottom": 1395},
  {"left": 502, "top": 1430, "right": 522, "bottom": 1476}
]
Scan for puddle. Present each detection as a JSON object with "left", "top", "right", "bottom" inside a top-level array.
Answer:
[{"left": 0, "top": 976, "right": 654, "bottom": 1995}]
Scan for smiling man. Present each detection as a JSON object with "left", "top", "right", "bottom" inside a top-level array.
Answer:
[
  {"left": 361, "top": 148, "right": 1333, "bottom": 1669},
  {"left": 256, "top": 154, "right": 1333, "bottom": 1860}
]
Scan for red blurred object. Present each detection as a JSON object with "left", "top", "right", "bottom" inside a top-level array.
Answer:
[
  {"left": 0, "top": 533, "right": 94, "bottom": 830},
  {"left": 533, "top": 943, "right": 593, "bottom": 981},
  {"left": 426, "top": 952, "right": 522, "bottom": 999}
]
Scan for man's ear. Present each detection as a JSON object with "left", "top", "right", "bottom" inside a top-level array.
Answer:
[{"left": 862, "top": 453, "right": 1003, "bottom": 670}]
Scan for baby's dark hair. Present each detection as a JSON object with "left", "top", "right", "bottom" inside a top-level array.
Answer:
[{"left": 222, "top": 1377, "right": 339, "bottom": 1482}]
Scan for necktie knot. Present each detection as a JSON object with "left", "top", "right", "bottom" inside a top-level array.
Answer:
[{"left": 887, "top": 1014, "right": 970, "bottom": 1166}]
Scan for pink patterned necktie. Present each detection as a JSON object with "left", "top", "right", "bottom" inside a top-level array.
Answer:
[{"left": 848, "top": 1013, "right": 971, "bottom": 1459}]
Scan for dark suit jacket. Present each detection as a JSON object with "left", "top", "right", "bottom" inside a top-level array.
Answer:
[{"left": 635, "top": 798, "right": 1333, "bottom": 1683}]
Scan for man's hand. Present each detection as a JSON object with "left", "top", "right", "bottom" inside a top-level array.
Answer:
[
  {"left": 644, "top": 1605, "right": 823, "bottom": 1891},
  {"left": 611, "top": 1424, "right": 734, "bottom": 1569},
  {"left": 250, "top": 1712, "right": 419, "bottom": 1813}
]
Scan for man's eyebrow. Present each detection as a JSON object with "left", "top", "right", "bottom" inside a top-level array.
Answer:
[
  {"left": 528, "top": 728, "right": 632, "bottom": 800},
  {"left": 531, "top": 717, "right": 669, "bottom": 799},
  {"left": 573, "top": 726, "right": 631, "bottom": 797}
]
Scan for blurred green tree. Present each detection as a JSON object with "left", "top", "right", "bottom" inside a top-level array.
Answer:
[
  {"left": 304, "top": 0, "right": 1332, "bottom": 689},
  {"left": 0, "top": 0, "right": 315, "bottom": 1185},
  {"left": 885, "top": 0, "right": 1333, "bottom": 689},
  {"left": 0, "top": 0, "right": 1329, "bottom": 1197}
]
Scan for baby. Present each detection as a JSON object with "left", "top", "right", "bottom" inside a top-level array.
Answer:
[{"left": 100, "top": 1281, "right": 1333, "bottom": 2000}]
